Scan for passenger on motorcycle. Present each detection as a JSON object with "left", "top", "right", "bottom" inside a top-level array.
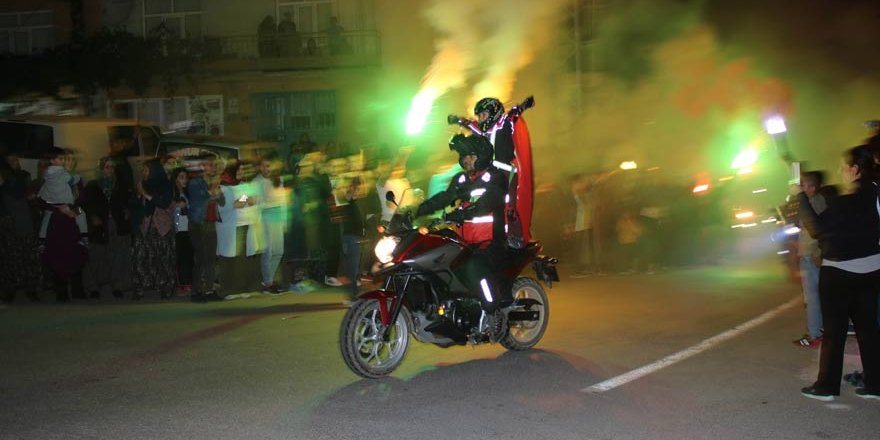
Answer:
[
  {"left": 416, "top": 134, "right": 513, "bottom": 311},
  {"left": 448, "top": 96, "right": 535, "bottom": 248}
]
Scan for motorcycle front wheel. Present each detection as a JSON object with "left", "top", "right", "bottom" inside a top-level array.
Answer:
[
  {"left": 339, "top": 299, "right": 411, "bottom": 378},
  {"left": 501, "top": 277, "right": 549, "bottom": 351}
]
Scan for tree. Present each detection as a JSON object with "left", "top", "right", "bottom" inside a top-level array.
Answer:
[{"left": 0, "top": 28, "right": 201, "bottom": 103}]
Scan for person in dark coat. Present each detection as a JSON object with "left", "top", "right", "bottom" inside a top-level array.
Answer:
[
  {"left": 81, "top": 157, "right": 133, "bottom": 299},
  {"left": 1, "top": 153, "right": 41, "bottom": 302},
  {"left": 798, "top": 144, "right": 880, "bottom": 401}
]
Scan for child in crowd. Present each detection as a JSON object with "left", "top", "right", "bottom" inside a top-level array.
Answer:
[{"left": 38, "top": 148, "right": 88, "bottom": 246}]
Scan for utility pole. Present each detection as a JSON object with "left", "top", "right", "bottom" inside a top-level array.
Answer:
[{"left": 570, "top": 0, "right": 601, "bottom": 113}]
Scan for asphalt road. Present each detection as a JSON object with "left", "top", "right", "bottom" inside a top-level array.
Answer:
[{"left": 2, "top": 260, "right": 879, "bottom": 440}]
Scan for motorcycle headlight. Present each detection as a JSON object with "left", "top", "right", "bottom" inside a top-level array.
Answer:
[{"left": 374, "top": 236, "right": 401, "bottom": 264}]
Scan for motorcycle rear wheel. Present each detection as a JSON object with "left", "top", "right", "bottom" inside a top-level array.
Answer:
[
  {"left": 339, "top": 299, "right": 411, "bottom": 378},
  {"left": 501, "top": 277, "right": 549, "bottom": 351}
]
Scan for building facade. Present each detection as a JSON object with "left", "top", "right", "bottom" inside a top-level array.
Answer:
[{"left": 107, "top": 0, "right": 382, "bottom": 154}]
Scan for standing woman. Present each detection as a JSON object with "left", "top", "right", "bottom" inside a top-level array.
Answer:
[
  {"left": 131, "top": 159, "right": 176, "bottom": 300},
  {"left": 81, "top": 157, "right": 133, "bottom": 299},
  {"left": 799, "top": 144, "right": 880, "bottom": 401},
  {"left": 216, "top": 162, "right": 262, "bottom": 297},
  {"left": 0, "top": 154, "right": 41, "bottom": 301},
  {"left": 0, "top": 154, "right": 41, "bottom": 302},
  {"left": 170, "top": 167, "right": 194, "bottom": 295}
]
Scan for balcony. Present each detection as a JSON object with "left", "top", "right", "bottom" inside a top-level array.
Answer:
[{"left": 198, "top": 30, "right": 381, "bottom": 73}]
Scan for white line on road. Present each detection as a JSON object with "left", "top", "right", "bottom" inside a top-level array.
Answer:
[{"left": 581, "top": 296, "right": 801, "bottom": 394}]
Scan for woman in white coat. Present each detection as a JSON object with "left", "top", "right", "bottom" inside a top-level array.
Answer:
[{"left": 216, "top": 162, "right": 263, "bottom": 297}]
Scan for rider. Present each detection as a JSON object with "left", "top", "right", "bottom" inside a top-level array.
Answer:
[
  {"left": 448, "top": 96, "right": 535, "bottom": 248},
  {"left": 416, "top": 133, "right": 512, "bottom": 314},
  {"left": 416, "top": 133, "right": 506, "bottom": 246}
]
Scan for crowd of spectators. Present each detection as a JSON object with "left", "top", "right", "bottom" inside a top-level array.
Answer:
[
  {"left": 562, "top": 167, "right": 730, "bottom": 277},
  {"left": 0, "top": 134, "right": 421, "bottom": 304}
]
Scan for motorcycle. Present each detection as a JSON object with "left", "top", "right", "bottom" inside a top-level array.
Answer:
[{"left": 339, "top": 191, "right": 559, "bottom": 378}]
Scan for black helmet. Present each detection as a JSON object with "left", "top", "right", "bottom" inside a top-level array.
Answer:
[
  {"left": 449, "top": 134, "right": 493, "bottom": 171},
  {"left": 474, "top": 97, "right": 504, "bottom": 132}
]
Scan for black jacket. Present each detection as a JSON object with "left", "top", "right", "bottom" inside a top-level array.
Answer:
[
  {"left": 799, "top": 181, "right": 880, "bottom": 261},
  {"left": 419, "top": 167, "right": 507, "bottom": 244}
]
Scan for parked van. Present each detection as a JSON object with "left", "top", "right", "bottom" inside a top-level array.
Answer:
[
  {"left": 158, "top": 134, "right": 279, "bottom": 167},
  {"left": 0, "top": 116, "right": 160, "bottom": 181}
]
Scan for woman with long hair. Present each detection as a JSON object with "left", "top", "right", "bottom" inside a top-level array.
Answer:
[
  {"left": 799, "top": 144, "right": 880, "bottom": 401},
  {"left": 170, "top": 167, "right": 194, "bottom": 295},
  {"left": 131, "top": 159, "right": 176, "bottom": 300}
]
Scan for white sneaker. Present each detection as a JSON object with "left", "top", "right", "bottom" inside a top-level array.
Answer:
[{"left": 325, "top": 276, "right": 343, "bottom": 287}]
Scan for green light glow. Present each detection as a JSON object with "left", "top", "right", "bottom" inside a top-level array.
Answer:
[
  {"left": 405, "top": 89, "right": 438, "bottom": 136},
  {"left": 731, "top": 149, "right": 758, "bottom": 169}
]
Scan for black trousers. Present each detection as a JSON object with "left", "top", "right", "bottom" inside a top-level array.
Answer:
[
  {"left": 218, "top": 226, "right": 261, "bottom": 296},
  {"left": 189, "top": 222, "right": 217, "bottom": 294},
  {"left": 176, "top": 231, "right": 194, "bottom": 286},
  {"left": 815, "top": 266, "right": 880, "bottom": 393},
  {"left": 54, "top": 270, "right": 83, "bottom": 301}
]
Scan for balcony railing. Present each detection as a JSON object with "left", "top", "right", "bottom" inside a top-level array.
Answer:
[{"left": 198, "top": 30, "right": 381, "bottom": 72}]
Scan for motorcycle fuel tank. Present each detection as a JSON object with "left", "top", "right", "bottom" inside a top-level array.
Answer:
[{"left": 396, "top": 234, "right": 467, "bottom": 272}]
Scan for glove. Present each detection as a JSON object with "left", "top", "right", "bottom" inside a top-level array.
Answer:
[
  {"left": 510, "top": 96, "right": 535, "bottom": 117},
  {"left": 444, "top": 209, "right": 466, "bottom": 225},
  {"left": 447, "top": 114, "right": 461, "bottom": 125}
]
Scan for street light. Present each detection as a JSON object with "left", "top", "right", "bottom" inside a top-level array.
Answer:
[
  {"left": 619, "top": 161, "right": 638, "bottom": 170},
  {"left": 764, "top": 116, "right": 787, "bottom": 135},
  {"left": 764, "top": 115, "right": 793, "bottom": 163}
]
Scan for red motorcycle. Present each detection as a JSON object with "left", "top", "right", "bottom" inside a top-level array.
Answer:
[{"left": 339, "top": 193, "right": 558, "bottom": 378}]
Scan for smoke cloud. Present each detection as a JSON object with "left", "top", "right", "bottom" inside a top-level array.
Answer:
[{"left": 419, "top": 0, "right": 570, "bottom": 106}]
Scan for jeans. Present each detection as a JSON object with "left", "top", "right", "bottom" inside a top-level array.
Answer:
[
  {"left": 261, "top": 219, "right": 285, "bottom": 285},
  {"left": 799, "top": 256, "right": 823, "bottom": 338}
]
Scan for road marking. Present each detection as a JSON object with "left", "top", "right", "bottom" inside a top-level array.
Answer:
[{"left": 582, "top": 296, "right": 801, "bottom": 394}]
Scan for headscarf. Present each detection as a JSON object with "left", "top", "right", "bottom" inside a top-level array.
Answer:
[
  {"left": 97, "top": 156, "right": 116, "bottom": 200},
  {"left": 142, "top": 159, "right": 172, "bottom": 214}
]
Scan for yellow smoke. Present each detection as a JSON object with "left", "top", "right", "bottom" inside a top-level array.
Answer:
[{"left": 411, "top": 0, "right": 569, "bottom": 124}]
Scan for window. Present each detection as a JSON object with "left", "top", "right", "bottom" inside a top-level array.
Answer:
[
  {"left": 111, "top": 95, "right": 224, "bottom": 135},
  {"left": 109, "top": 125, "right": 161, "bottom": 157},
  {"left": 252, "top": 90, "right": 336, "bottom": 144},
  {"left": 277, "top": 0, "right": 335, "bottom": 35},
  {"left": 143, "top": 0, "right": 204, "bottom": 38},
  {"left": 0, "top": 122, "right": 54, "bottom": 157},
  {"left": 0, "top": 11, "right": 54, "bottom": 54}
]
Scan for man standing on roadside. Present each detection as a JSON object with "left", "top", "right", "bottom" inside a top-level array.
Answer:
[
  {"left": 187, "top": 155, "right": 224, "bottom": 302},
  {"left": 793, "top": 171, "right": 836, "bottom": 347}
]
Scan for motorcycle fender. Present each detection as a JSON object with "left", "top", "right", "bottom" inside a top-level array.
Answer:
[
  {"left": 532, "top": 255, "right": 560, "bottom": 286},
  {"left": 357, "top": 289, "right": 399, "bottom": 326}
]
